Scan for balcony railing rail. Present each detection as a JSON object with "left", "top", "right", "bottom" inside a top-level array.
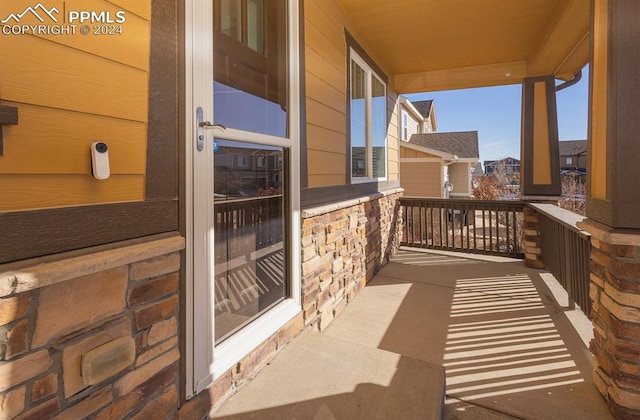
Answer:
[
  {"left": 400, "top": 197, "right": 525, "bottom": 258},
  {"left": 529, "top": 203, "right": 592, "bottom": 317},
  {"left": 214, "top": 195, "right": 284, "bottom": 262}
]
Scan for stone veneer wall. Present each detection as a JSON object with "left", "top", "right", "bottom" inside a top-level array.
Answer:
[
  {"left": 0, "top": 235, "right": 184, "bottom": 419},
  {"left": 580, "top": 220, "right": 640, "bottom": 419},
  {"left": 179, "top": 189, "right": 404, "bottom": 418},
  {"left": 299, "top": 189, "right": 403, "bottom": 331}
]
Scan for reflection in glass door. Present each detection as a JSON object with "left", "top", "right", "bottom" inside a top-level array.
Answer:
[
  {"left": 212, "top": 0, "right": 289, "bottom": 343},
  {"left": 213, "top": 140, "right": 287, "bottom": 342}
]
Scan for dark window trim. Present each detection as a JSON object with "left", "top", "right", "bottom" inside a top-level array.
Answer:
[
  {"left": 345, "top": 30, "right": 389, "bottom": 184},
  {"left": 0, "top": 0, "right": 179, "bottom": 265},
  {"left": 344, "top": 31, "right": 388, "bottom": 85},
  {"left": 299, "top": 0, "right": 308, "bottom": 188}
]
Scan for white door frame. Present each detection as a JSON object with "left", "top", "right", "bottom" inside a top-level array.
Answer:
[{"left": 184, "top": 0, "right": 302, "bottom": 399}]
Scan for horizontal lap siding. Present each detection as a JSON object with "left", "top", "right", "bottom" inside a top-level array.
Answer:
[
  {"left": 0, "top": 0, "right": 150, "bottom": 212},
  {"left": 400, "top": 162, "right": 442, "bottom": 197},
  {"left": 305, "top": 0, "right": 399, "bottom": 187},
  {"left": 449, "top": 162, "right": 471, "bottom": 194},
  {"left": 387, "top": 93, "right": 399, "bottom": 180}
]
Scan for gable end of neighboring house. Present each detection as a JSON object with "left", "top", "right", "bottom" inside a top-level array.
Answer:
[{"left": 400, "top": 129, "right": 479, "bottom": 198}]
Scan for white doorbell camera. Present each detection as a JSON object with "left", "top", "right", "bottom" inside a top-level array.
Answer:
[{"left": 91, "top": 142, "right": 111, "bottom": 180}]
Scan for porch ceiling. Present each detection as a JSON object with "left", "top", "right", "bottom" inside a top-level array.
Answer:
[{"left": 336, "top": 0, "right": 590, "bottom": 93}]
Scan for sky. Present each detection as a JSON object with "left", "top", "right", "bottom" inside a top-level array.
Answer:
[{"left": 406, "top": 65, "right": 589, "bottom": 164}]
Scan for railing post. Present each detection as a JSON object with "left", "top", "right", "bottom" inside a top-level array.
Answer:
[
  {"left": 563, "top": 227, "right": 575, "bottom": 310},
  {"left": 523, "top": 206, "right": 544, "bottom": 268}
]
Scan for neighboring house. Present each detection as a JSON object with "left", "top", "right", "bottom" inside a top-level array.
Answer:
[
  {"left": 400, "top": 131, "right": 480, "bottom": 198},
  {"left": 398, "top": 97, "right": 437, "bottom": 142},
  {"left": 559, "top": 140, "right": 587, "bottom": 172},
  {"left": 412, "top": 99, "right": 438, "bottom": 133},
  {"left": 484, "top": 157, "right": 521, "bottom": 176},
  {"left": 471, "top": 162, "right": 484, "bottom": 178}
]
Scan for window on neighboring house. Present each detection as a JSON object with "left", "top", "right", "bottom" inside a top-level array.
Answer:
[
  {"left": 237, "top": 155, "right": 248, "bottom": 167},
  {"left": 350, "top": 49, "right": 387, "bottom": 181},
  {"left": 566, "top": 157, "right": 572, "bottom": 165},
  {"left": 402, "top": 112, "right": 408, "bottom": 140}
]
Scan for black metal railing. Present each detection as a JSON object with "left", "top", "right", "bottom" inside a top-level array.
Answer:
[
  {"left": 533, "top": 203, "right": 592, "bottom": 316},
  {"left": 400, "top": 197, "right": 525, "bottom": 258}
]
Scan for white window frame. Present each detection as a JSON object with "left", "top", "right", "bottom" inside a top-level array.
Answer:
[
  {"left": 402, "top": 111, "right": 408, "bottom": 140},
  {"left": 349, "top": 49, "right": 388, "bottom": 183}
]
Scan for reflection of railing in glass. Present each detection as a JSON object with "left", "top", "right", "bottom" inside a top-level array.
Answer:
[{"left": 213, "top": 195, "right": 286, "bottom": 343}]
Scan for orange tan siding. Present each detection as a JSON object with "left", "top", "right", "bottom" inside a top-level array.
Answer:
[
  {"left": 305, "top": 0, "right": 399, "bottom": 186},
  {"left": 0, "top": 0, "right": 150, "bottom": 212},
  {"left": 449, "top": 163, "right": 471, "bottom": 195},
  {"left": 400, "top": 148, "right": 439, "bottom": 159},
  {"left": 400, "top": 162, "right": 442, "bottom": 197}
]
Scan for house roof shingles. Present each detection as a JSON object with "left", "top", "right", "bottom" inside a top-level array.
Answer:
[
  {"left": 558, "top": 140, "right": 587, "bottom": 156},
  {"left": 412, "top": 100, "right": 433, "bottom": 119},
  {"left": 409, "top": 131, "right": 479, "bottom": 159}
]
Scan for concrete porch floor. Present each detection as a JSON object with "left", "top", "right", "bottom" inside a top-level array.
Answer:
[{"left": 212, "top": 248, "right": 612, "bottom": 419}]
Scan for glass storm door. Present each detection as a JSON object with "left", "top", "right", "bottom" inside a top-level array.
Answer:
[{"left": 187, "top": 0, "right": 300, "bottom": 397}]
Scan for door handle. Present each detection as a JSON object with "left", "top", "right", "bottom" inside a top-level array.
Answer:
[
  {"left": 199, "top": 121, "right": 226, "bottom": 130},
  {"left": 195, "top": 108, "right": 225, "bottom": 152}
]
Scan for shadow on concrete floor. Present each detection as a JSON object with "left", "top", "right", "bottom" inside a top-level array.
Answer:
[{"left": 212, "top": 249, "right": 611, "bottom": 420}]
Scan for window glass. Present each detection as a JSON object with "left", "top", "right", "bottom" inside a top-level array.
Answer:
[
  {"left": 220, "top": 0, "right": 241, "bottom": 42},
  {"left": 247, "top": 0, "right": 264, "bottom": 53},
  {"left": 214, "top": 139, "right": 287, "bottom": 343},
  {"left": 402, "top": 112, "right": 408, "bottom": 140},
  {"left": 351, "top": 61, "right": 367, "bottom": 178},
  {"left": 349, "top": 51, "right": 387, "bottom": 180},
  {"left": 214, "top": 0, "right": 287, "bottom": 138},
  {"left": 372, "top": 76, "right": 386, "bottom": 178}
]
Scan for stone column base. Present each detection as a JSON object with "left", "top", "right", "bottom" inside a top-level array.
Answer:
[{"left": 579, "top": 219, "right": 640, "bottom": 418}]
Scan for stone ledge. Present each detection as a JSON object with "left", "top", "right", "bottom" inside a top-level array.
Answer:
[
  {"left": 0, "top": 234, "right": 185, "bottom": 297},
  {"left": 579, "top": 219, "right": 640, "bottom": 246},
  {"left": 301, "top": 188, "right": 403, "bottom": 219}
]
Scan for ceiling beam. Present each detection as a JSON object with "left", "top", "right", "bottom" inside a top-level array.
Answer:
[
  {"left": 527, "top": 0, "right": 590, "bottom": 78},
  {"left": 394, "top": 61, "right": 527, "bottom": 94}
]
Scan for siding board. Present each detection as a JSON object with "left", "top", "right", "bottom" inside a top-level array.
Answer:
[
  {"left": 305, "top": 20, "right": 345, "bottom": 76},
  {"left": 307, "top": 150, "right": 346, "bottom": 177},
  {"left": 22, "top": 0, "right": 151, "bottom": 71},
  {"left": 305, "top": 48, "right": 346, "bottom": 94},
  {"left": 307, "top": 124, "right": 347, "bottom": 154},
  {"left": 306, "top": 73, "right": 345, "bottom": 113},
  {"left": 0, "top": 103, "right": 146, "bottom": 175},
  {"left": 306, "top": 98, "right": 346, "bottom": 135},
  {"left": 0, "top": 175, "right": 144, "bottom": 212},
  {"left": 106, "top": 0, "right": 151, "bottom": 20},
  {"left": 305, "top": 0, "right": 346, "bottom": 52},
  {"left": 0, "top": 36, "right": 148, "bottom": 122},
  {"left": 401, "top": 162, "right": 442, "bottom": 197}
]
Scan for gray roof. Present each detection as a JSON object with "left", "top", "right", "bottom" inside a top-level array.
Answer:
[
  {"left": 559, "top": 140, "right": 587, "bottom": 156},
  {"left": 412, "top": 100, "right": 433, "bottom": 119},
  {"left": 409, "top": 131, "right": 479, "bottom": 159}
]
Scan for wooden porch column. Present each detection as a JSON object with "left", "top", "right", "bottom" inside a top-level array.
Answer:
[
  {"left": 520, "top": 76, "right": 561, "bottom": 197},
  {"left": 579, "top": 1, "right": 640, "bottom": 417}
]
